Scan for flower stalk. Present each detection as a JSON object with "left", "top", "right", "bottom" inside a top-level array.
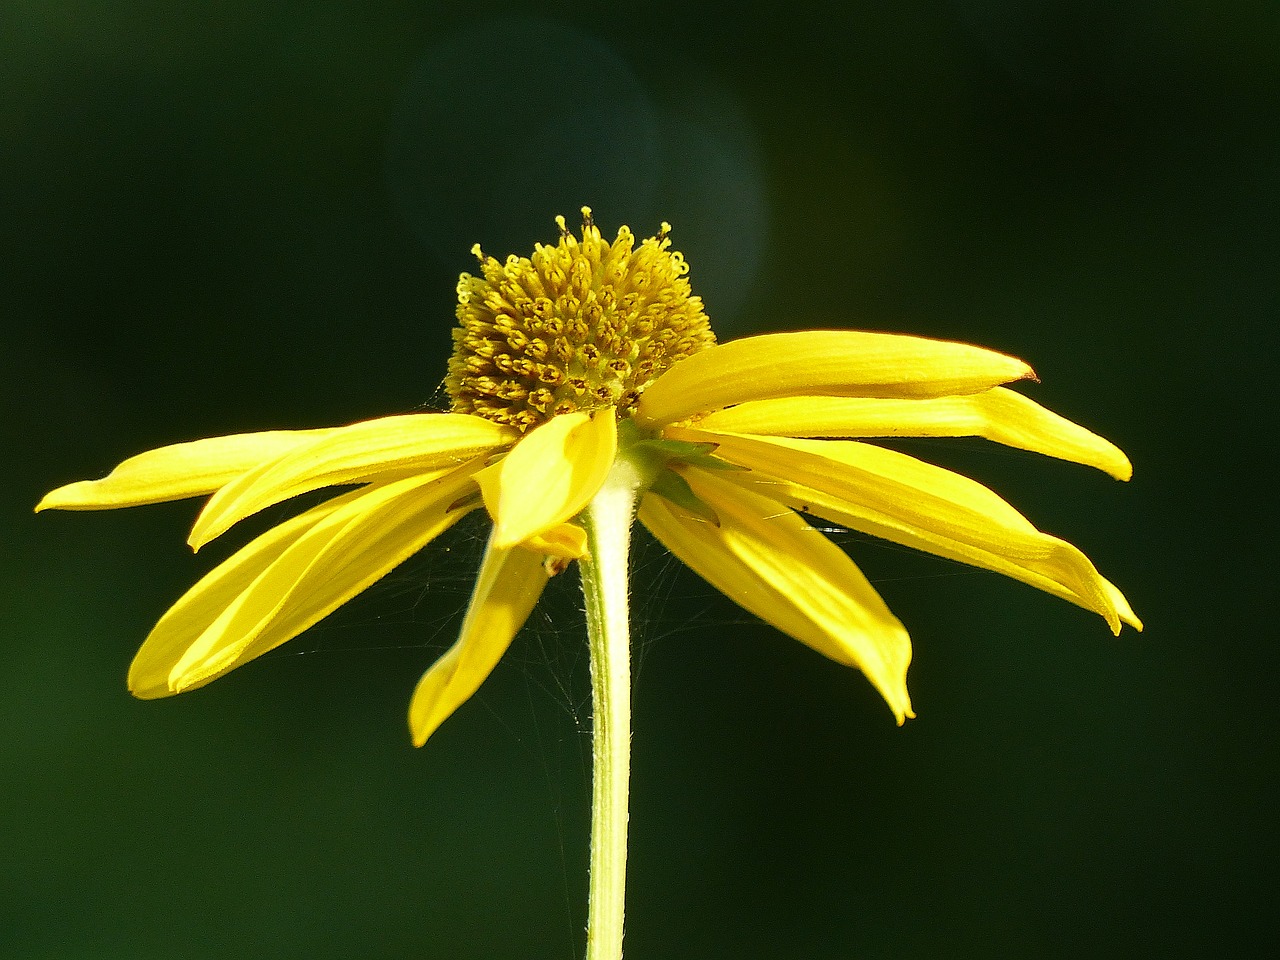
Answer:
[{"left": 579, "top": 459, "right": 643, "bottom": 960}]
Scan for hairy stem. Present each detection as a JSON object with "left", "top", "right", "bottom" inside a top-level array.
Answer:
[{"left": 579, "top": 471, "right": 638, "bottom": 960}]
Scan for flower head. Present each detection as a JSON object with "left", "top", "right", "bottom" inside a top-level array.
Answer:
[
  {"left": 446, "top": 209, "right": 715, "bottom": 430},
  {"left": 38, "top": 208, "right": 1139, "bottom": 746}
]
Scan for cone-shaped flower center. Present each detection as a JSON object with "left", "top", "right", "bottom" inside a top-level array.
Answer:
[{"left": 445, "top": 208, "right": 717, "bottom": 431}]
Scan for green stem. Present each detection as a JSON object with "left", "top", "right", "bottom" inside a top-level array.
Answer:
[{"left": 580, "top": 470, "right": 639, "bottom": 960}]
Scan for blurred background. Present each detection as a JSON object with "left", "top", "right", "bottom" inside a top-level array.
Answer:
[{"left": 3, "top": 1, "right": 1275, "bottom": 957}]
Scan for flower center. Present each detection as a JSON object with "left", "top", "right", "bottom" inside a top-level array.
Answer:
[{"left": 445, "top": 208, "right": 717, "bottom": 431}]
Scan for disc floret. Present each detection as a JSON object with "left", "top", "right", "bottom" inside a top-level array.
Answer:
[{"left": 445, "top": 208, "right": 717, "bottom": 431}]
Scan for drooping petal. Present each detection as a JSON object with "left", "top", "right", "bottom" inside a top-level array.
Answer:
[
  {"left": 638, "top": 469, "right": 914, "bottom": 724},
  {"left": 190, "top": 413, "right": 513, "bottom": 549},
  {"left": 127, "top": 487, "right": 365, "bottom": 698},
  {"left": 736, "top": 472, "right": 1143, "bottom": 632},
  {"left": 669, "top": 426, "right": 1126, "bottom": 633},
  {"left": 131, "top": 467, "right": 481, "bottom": 698},
  {"left": 36, "top": 429, "right": 332, "bottom": 512},
  {"left": 479, "top": 409, "right": 617, "bottom": 550},
  {"left": 694, "top": 387, "right": 1133, "bottom": 481},
  {"left": 408, "top": 536, "right": 550, "bottom": 747},
  {"left": 634, "top": 330, "right": 1036, "bottom": 428}
]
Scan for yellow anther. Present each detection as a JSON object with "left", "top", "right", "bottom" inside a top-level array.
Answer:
[{"left": 445, "top": 214, "right": 716, "bottom": 430}]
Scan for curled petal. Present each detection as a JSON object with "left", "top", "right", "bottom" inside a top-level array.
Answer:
[
  {"left": 190, "top": 413, "right": 513, "bottom": 549},
  {"left": 479, "top": 409, "right": 617, "bottom": 550},
  {"left": 639, "top": 469, "right": 914, "bottom": 724},
  {"left": 634, "top": 330, "right": 1036, "bottom": 428},
  {"left": 694, "top": 387, "right": 1132, "bottom": 480},
  {"left": 521, "top": 523, "right": 589, "bottom": 559},
  {"left": 408, "top": 536, "right": 550, "bottom": 747},
  {"left": 36, "top": 429, "right": 331, "bottom": 512},
  {"left": 671, "top": 427, "right": 1128, "bottom": 633},
  {"left": 130, "top": 467, "right": 480, "bottom": 698}
]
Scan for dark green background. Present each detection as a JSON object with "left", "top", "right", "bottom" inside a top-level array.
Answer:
[{"left": 4, "top": 2, "right": 1274, "bottom": 957}]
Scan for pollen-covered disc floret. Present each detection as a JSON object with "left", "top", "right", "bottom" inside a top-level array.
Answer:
[{"left": 445, "top": 208, "right": 717, "bottom": 430}]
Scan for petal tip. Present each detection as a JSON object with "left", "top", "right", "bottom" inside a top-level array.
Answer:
[
  {"left": 126, "top": 661, "right": 177, "bottom": 700},
  {"left": 891, "top": 690, "right": 915, "bottom": 725},
  {"left": 409, "top": 720, "right": 431, "bottom": 749},
  {"left": 1111, "top": 607, "right": 1143, "bottom": 635},
  {"left": 34, "top": 484, "right": 83, "bottom": 512},
  {"left": 187, "top": 516, "right": 222, "bottom": 552},
  {"left": 407, "top": 694, "right": 450, "bottom": 749}
]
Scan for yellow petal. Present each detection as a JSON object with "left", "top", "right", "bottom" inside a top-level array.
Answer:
[
  {"left": 634, "top": 330, "right": 1036, "bottom": 428},
  {"left": 130, "top": 467, "right": 479, "bottom": 697},
  {"left": 190, "top": 413, "right": 513, "bottom": 549},
  {"left": 127, "top": 487, "right": 363, "bottom": 698},
  {"left": 694, "top": 387, "right": 1133, "bottom": 480},
  {"left": 638, "top": 469, "right": 914, "bottom": 724},
  {"left": 670, "top": 426, "right": 1125, "bottom": 633},
  {"left": 520, "top": 522, "right": 589, "bottom": 559},
  {"left": 1103, "top": 579, "right": 1144, "bottom": 632},
  {"left": 408, "top": 536, "right": 550, "bottom": 747},
  {"left": 744, "top": 473, "right": 1142, "bottom": 632},
  {"left": 36, "top": 429, "right": 332, "bottom": 512},
  {"left": 480, "top": 409, "right": 617, "bottom": 550}
]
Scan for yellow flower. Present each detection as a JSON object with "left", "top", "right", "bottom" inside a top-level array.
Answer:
[{"left": 37, "top": 208, "right": 1140, "bottom": 746}]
